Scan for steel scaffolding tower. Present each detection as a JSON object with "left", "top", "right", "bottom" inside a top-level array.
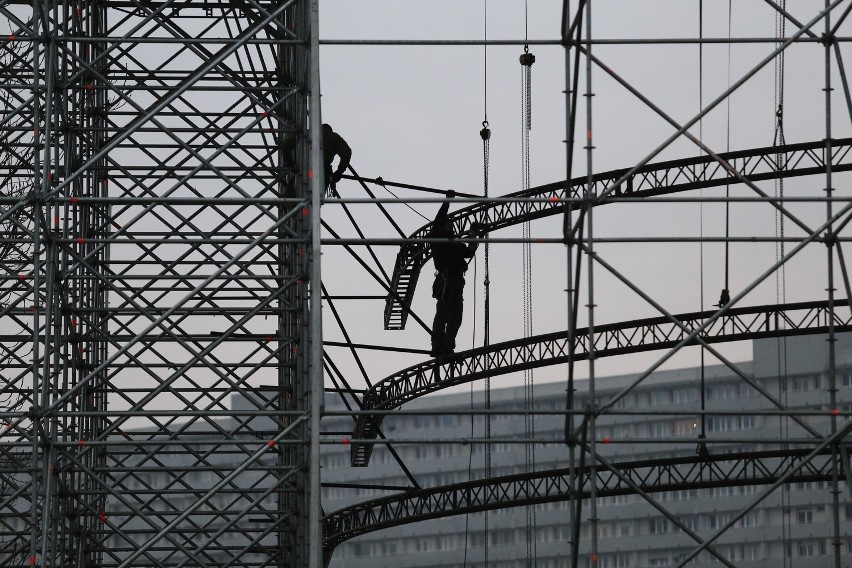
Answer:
[{"left": 1, "top": 1, "right": 322, "bottom": 568}]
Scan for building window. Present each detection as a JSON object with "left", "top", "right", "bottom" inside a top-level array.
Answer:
[
  {"left": 602, "top": 553, "right": 631, "bottom": 568},
  {"left": 650, "top": 390, "right": 671, "bottom": 406},
  {"left": 707, "top": 384, "right": 738, "bottom": 401},
  {"left": 650, "top": 422, "right": 671, "bottom": 438},
  {"left": 672, "top": 387, "right": 696, "bottom": 404},
  {"left": 649, "top": 518, "right": 669, "bottom": 534},
  {"left": 707, "top": 416, "right": 735, "bottom": 432},
  {"left": 680, "top": 515, "right": 699, "bottom": 532},
  {"left": 739, "top": 415, "right": 756, "bottom": 429},
  {"left": 742, "top": 544, "right": 759, "bottom": 560},
  {"left": 797, "top": 509, "right": 813, "bottom": 524},
  {"left": 414, "top": 416, "right": 435, "bottom": 429},
  {"left": 791, "top": 376, "right": 812, "bottom": 392},
  {"left": 674, "top": 420, "right": 697, "bottom": 435},
  {"left": 797, "top": 541, "right": 816, "bottom": 557},
  {"left": 708, "top": 514, "right": 730, "bottom": 531},
  {"left": 613, "top": 493, "right": 631, "bottom": 505},
  {"left": 739, "top": 512, "right": 758, "bottom": 527}
]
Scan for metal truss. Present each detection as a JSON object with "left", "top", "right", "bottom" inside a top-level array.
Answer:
[
  {"left": 351, "top": 299, "right": 852, "bottom": 466},
  {"left": 384, "top": 137, "right": 852, "bottom": 330},
  {"left": 3, "top": 1, "right": 852, "bottom": 568},
  {"left": 325, "top": 444, "right": 852, "bottom": 555},
  {"left": 1, "top": 2, "right": 322, "bottom": 568},
  {"left": 320, "top": 2, "right": 852, "bottom": 567}
]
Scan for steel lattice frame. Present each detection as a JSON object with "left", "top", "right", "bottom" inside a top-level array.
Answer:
[
  {"left": 1, "top": 2, "right": 323, "bottom": 568},
  {"left": 349, "top": 299, "right": 852, "bottom": 466},
  {"left": 324, "top": 444, "right": 852, "bottom": 554},
  {"left": 315, "top": 1, "right": 852, "bottom": 568},
  {"left": 4, "top": 2, "right": 852, "bottom": 568}
]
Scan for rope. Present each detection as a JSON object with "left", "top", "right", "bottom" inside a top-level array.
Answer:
[
  {"left": 773, "top": 3, "right": 792, "bottom": 567},
  {"left": 373, "top": 179, "right": 430, "bottom": 222}
]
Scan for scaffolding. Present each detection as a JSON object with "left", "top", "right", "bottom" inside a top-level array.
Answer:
[
  {"left": 1, "top": 1, "right": 322, "bottom": 567},
  {"left": 320, "top": 1, "right": 852, "bottom": 567},
  {"left": 2, "top": 1, "right": 852, "bottom": 568}
]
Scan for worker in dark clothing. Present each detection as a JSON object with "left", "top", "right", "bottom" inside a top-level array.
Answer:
[
  {"left": 430, "top": 191, "right": 479, "bottom": 358},
  {"left": 322, "top": 124, "right": 351, "bottom": 197}
]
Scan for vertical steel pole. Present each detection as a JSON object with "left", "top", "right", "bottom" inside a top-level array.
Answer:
[
  {"left": 583, "top": 0, "right": 598, "bottom": 566},
  {"left": 26, "top": 0, "right": 41, "bottom": 563},
  {"left": 823, "top": 2, "right": 841, "bottom": 566},
  {"left": 561, "top": 2, "right": 580, "bottom": 568},
  {"left": 308, "top": 1, "right": 324, "bottom": 567}
]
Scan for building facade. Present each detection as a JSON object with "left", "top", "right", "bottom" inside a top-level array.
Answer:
[
  {"left": 8, "top": 334, "right": 845, "bottom": 566},
  {"left": 322, "top": 334, "right": 852, "bottom": 568}
]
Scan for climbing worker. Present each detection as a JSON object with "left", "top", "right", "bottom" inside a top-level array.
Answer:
[
  {"left": 430, "top": 191, "right": 480, "bottom": 358},
  {"left": 322, "top": 124, "right": 351, "bottom": 197}
]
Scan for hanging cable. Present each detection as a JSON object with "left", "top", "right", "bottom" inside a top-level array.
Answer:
[
  {"left": 374, "top": 179, "right": 430, "bottom": 222},
  {"left": 718, "top": 0, "right": 734, "bottom": 310},
  {"left": 481, "top": 3, "right": 491, "bottom": 566},
  {"left": 696, "top": 0, "right": 710, "bottom": 459}
]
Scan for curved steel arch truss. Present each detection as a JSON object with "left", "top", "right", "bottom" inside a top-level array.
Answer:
[
  {"left": 326, "top": 444, "right": 852, "bottom": 555},
  {"left": 352, "top": 299, "right": 852, "bottom": 466},
  {"left": 383, "top": 137, "right": 852, "bottom": 329}
]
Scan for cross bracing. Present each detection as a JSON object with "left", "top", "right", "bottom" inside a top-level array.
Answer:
[
  {"left": 1, "top": 2, "right": 322, "bottom": 568},
  {"left": 313, "top": 1, "right": 852, "bottom": 567},
  {"left": 3, "top": 1, "right": 852, "bottom": 568}
]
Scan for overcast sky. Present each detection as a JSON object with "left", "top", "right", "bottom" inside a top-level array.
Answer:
[{"left": 317, "top": 0, "right": 852, "bottom": 391}]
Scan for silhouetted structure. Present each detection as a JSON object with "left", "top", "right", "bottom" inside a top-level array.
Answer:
[
  {"left": 323, "top": 123, "right": 352, "bottom": 196},
  {"left": 430, "top": 193, "right": 478, "bottom": 358}
]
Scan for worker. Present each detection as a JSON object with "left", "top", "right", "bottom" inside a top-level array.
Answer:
[
  {"left": 322, "top": 124, "right": 351, "bottom": 197},
  {"left": 430, "top": 191, "right": 480, "bottom": 358}
]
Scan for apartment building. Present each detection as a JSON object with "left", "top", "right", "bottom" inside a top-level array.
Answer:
[{"left": 322, "top": 334, "right": 852, "bottom": 568}]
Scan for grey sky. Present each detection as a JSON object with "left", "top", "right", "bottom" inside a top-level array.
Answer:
[{"left": 317, "top": 0, "right": 852, "bottom": 390}]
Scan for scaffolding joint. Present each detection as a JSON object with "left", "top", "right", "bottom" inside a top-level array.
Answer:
[{"left": 820, "top": 32, "right": 837, "bottom": 47}]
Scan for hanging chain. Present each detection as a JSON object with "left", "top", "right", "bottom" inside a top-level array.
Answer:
[
  {"left": 481, "top": 125, "right": 491, "bottom": 553},
  {"left": 520, "top": 46, "right": 537, "bottom": 568},
  {"left": 773, "top": 3, "right": 792, "bottom": 568}
]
